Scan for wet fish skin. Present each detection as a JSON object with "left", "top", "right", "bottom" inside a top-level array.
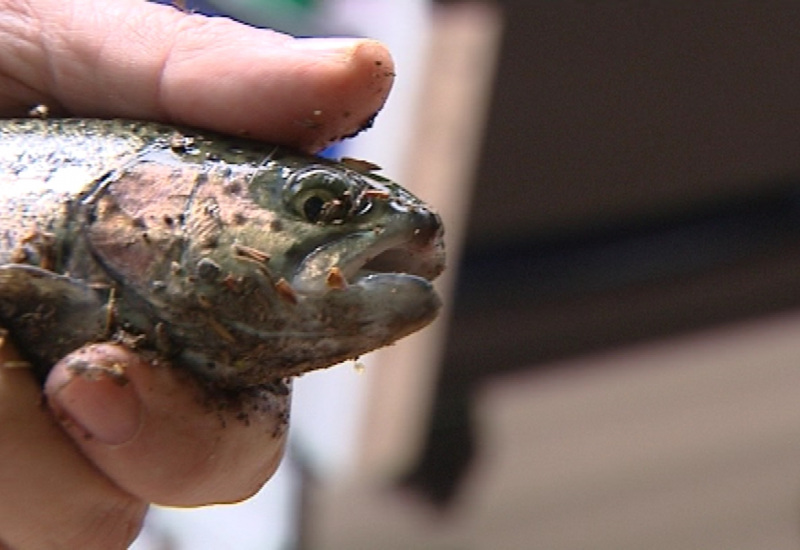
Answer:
[{"left": 0, "top": 119, "right": 445, "bottom": 388}]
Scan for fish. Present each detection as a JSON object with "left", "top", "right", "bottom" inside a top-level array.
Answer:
[{"left": 0, "top": 118, "right": 445, "bottom": 389}]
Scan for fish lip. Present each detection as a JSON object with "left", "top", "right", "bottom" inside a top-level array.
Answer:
[{"left": 290, "top": 227, "right": 445, "bottom": 295}]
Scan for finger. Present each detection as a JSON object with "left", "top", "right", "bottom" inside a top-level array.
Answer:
[
  {"left": 0, "top": 0, "right": 394, "bottom": 151},
  {"left": 0, "top": 333, "right": 146, "bottom": 550},
  {"left": 45, "top": 343, "right": 289, "bottom": 506}
]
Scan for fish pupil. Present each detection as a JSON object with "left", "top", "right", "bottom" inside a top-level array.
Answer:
[{"left": 303, "top": 195, "right": 326, "bottom": 222}]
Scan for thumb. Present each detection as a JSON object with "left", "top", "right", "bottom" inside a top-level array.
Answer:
[
  {"left": 0, "top": 335, "right": 146, "bottom": 550},
  {"left": 45, "top": 343, "right": 289, "bottom": 506}
]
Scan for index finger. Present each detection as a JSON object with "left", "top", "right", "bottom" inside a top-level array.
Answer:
[{"left": 0, "top": 0, "right": 394, "bottom": 151}]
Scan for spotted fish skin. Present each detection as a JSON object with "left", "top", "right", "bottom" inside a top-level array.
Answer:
[{"left": 0, "top": 119, "right": 445, "bottom": 388}]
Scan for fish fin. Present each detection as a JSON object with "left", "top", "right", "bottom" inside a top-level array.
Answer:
[{"left": 0, "top": 265, "right": 109, "bottom": 378}]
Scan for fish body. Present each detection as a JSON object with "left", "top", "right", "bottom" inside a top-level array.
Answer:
[{"left": 0, "top": 119, "right": 444, "bottom": 388}]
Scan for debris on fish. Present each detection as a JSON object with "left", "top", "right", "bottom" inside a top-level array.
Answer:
[{"left": 0, "top": 119, "right": 445, "bottom": 389}]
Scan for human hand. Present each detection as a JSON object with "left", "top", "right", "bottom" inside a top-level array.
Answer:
[
  {"left": 0, "top": 0, "right": 394, "bottom": 548},
  {"left": 0, "top": 0, "right": 393, "bottom": 152}
]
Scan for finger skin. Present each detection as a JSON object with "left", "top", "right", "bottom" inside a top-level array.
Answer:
[
  {"left": 0, "top": 338, "right": 146, "bottom": 550},
  {"left": 0, "top": 0, "right": 395, "bottom": 151},
  {"left": 45, "top": 344, "right": 289, "bottom": 506}
]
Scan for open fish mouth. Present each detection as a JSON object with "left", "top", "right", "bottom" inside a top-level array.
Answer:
[
  {"left": 280, "top": 161, "right": 446, "bottom": 297},
  {"left": 291, "top": 212, "right": 445, "bottom": 295}
]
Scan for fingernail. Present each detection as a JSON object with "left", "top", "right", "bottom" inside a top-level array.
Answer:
[
  {"left": 49, "top": 356, "right": 142, "bottom": 445},
  {"left": 288, "top": 37, "right": 363, "bottom": 60}
]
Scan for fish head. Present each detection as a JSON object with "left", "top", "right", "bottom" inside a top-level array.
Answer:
[{"left": 87, "top": 146, "right": 445, "bottom": 387}]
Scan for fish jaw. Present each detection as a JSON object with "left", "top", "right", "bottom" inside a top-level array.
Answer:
[
  {"left": 174, "top": 173, "right": 447, "bottom": 386},
  {"left": 182, "top": 272, "right": 442, "bottom": 385}
]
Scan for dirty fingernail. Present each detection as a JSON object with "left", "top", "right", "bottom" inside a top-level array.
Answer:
[{"left": 48, "top": 356, "right": 142, "bottom": 446}]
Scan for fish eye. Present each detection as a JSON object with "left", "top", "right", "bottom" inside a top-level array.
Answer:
[
  {"left": 296, "top": 188, "right": 338, "bottom": 223},
  {"left": 284, "top": 166, "right": 362, "bottom": 224}
]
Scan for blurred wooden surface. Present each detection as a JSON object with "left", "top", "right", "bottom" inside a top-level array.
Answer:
[
  {"left": 354, "top": 1, "right": 502, "bottom": 478},
  {"left": 310, "top": 310, "right": 800, "bottom": 549}
]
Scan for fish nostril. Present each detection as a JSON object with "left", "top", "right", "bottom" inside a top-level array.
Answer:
[{"left": 409, "top": 210, "right": 444, "bottom": 248}]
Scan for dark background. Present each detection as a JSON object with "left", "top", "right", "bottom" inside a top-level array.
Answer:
[{"left": 408, "top": 0, "right": 800, "bottom": 504}]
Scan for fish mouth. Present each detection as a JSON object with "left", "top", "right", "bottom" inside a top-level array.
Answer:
[{"left": 291, "top": 220, "right": 445, "bottom": 296}]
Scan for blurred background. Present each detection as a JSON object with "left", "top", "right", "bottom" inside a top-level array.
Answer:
[{"left": 136, "top": 1, "right": 800, "bottom": 548}]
